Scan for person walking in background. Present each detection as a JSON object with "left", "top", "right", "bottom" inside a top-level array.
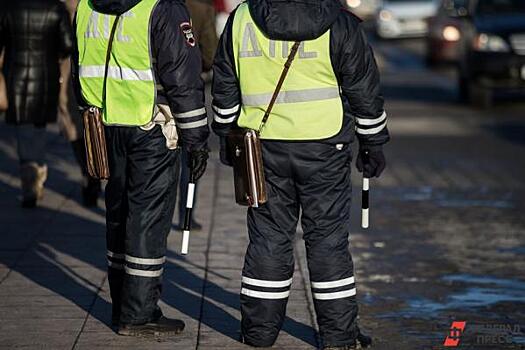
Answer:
[
  {"left": 73, "top": 0, "right": 209, "bottom": 337},
  {"left": 186, "top": 0, "right": 219, "bottom": 74},
  {"left": 58, "top": 0, "right": 102, "bottom": 207},
  {"left": 212, "top": 0, "right": 388, "bottom": 348},
  {"left": 0, "top": 0, "right": 73, "bottom": 208}
]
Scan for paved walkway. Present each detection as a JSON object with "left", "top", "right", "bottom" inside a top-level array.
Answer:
[{"left": 0, "top": 121, "right": 326, "bottom": 349}]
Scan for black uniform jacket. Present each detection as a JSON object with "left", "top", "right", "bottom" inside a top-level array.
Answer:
[
  {"left": 72, "top": 0, "right": 209, "bottom": 151},
  {"left": 0, "top": 0, "right": 73, "bottom": 126},
  {"left": 212, "top": 0, "right": 390, "bottom": 147}
]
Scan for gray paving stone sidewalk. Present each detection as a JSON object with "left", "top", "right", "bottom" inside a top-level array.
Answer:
[{"left": 0, "top": 122, "right": 322, "bottom": 349}]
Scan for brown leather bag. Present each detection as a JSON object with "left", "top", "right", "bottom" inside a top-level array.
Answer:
[
  {"left": 0, "top": 50, "right": 7, "bottom": 112},
  {"left": 0, "top": 73, "right": 7, "bottom": 112},
  {"left": 227, "top": 41, "right": 301, "bottom": 207},
  {"left": 82, "top": 15, "right": 120, "bottom": 180}
]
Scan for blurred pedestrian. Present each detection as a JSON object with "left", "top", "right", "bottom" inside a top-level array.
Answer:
[
  {"left": 212, "top": 0, "right": 389, "bottom": 348},
  {"left": 0, "top": 0, "right": 73, "bottom": 208},
  {"left": 73, "top": 0, "right": 209, "bottom": 337},
  {"left": 59, "top": 0, "right": 102, "bottom": 207},
  {"left": 187, "top": 0, "right": 219, "bottom": 73}
]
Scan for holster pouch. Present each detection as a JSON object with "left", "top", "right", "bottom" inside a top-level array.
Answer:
[
  {"left": 228, "top": 128, "right": 267, "bottom": 207},
  {"left": 82, "top": 107, "right": 110, "bottom": 180}
]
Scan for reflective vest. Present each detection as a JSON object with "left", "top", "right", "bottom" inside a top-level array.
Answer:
[
  {"left": 232, "top": 3, "right": 344, "bottom": 140},
  {"left": 76, "top": 0, "right": 158, "bottom": 126}
]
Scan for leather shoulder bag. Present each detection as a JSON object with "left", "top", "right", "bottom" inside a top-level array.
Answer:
[
  {"left": 82, "top": 15, "right": 121, "bottom": 180},
  {"left": 227, "top": 41, "right": 301, "bottom": 207}
]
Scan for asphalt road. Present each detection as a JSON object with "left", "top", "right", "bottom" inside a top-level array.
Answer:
[{"left": 356, "top": 37, "right": 525, "bottom": 349}]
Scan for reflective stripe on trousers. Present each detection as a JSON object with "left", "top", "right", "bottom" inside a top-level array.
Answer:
[
  {"left": 241, "top": 141, "right": 358, "bottom": 348},
  {"left": 105, "top": 125, "right": 179, "bottom": 325}
]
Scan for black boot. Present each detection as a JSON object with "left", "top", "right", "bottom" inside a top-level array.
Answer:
[
  {"left": 323, "top": 328, "right": 372, "bottom": 350},
  {"left": 356, "top": 328, "right": 372, "bottom": 348},
  {"left": 118, "top": 316, "right": 185, "bottom": 337},
  {"left": 323, "top": 344, "right": 356, "bottom": 350}
]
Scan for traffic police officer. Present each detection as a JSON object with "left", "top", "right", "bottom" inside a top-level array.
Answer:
[
  {"left": 212, "top": 0, "right": 388, "bottom": 348},
  {"left": 73, "top": 0, "right": 209, "bottom": 336}
]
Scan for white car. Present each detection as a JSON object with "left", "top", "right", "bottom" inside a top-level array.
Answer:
[{"left": 376, "top": 0, "right": 438, "bottom": 39}]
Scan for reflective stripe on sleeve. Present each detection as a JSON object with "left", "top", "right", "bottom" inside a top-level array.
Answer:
[
  {"left": 212, "top": 104, "right": 240, "bottom": 115},
  {"left": 214, "top": 113, "right": 237, "bottom": 124},
  {"left": 174, "top": 108, "right": 206, "bottom": 119},
  {"left": 125, "top": 255, "right": 166, "bottom": 265},
  {"left": 177, "top": 119, "right": 208, "bottom": 129},
  {"left": 311, "top": 277, "right": 355, "bottom": 289},
  {"left": 356, "top": 121, "right": 387, "bottom": 135},
  {"left": 242, "top": 87, "right": 340, "bottom": 107},
  {"left": 356, "top": 111, "right": 387, "bottom": 126},
  {"left": 241, "top": 288, "right": 290, "bottom": 299},
  {"left": 242, "top": 276, "right": 293, "bottom": 288},
  {"left": 313, "top": 288, "right": 356, "bottom": 300},
  {"left": 79, "top": 65, "right": 154, "bottom": 81},
  {"left": 125, "top": 266, "right": 164, "bottom": 278}
]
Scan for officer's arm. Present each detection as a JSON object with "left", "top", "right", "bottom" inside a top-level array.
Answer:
[
  {"left": 211, "top": 10, "right": 241, "bottom": 138},
  {"left": 336, "top": 14, "right": 389, "bottom": 147},
  {"left": 152, "top": 0, "right": 209, "bottom": 151}
]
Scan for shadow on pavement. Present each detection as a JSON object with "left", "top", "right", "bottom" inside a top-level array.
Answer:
[
  {"left": 0, "top": 121, "right": 317, "bottom": 346},
  {"left": 165, "top": 254, "right": 318, "bottom": 347}
]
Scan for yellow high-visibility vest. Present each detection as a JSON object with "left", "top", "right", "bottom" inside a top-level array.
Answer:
[
  {"left": 232, "top": 3, "right": 344, "bottom": 140},
  {"left": 76, "top": 0, "right": 158, "bottom": 126}
]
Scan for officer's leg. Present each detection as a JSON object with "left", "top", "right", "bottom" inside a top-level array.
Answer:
[
  {"left": 297, "top": 144, "right": 358, "bottom": 348},
  {"left": 241, "top": 143, "right": 299, "bottom": 347},
  {"left": 104, "top": 126, "right": 128, "bottom": 324},
  {"left": 119, "top": 126, "right": 179, "bottom": 325}
]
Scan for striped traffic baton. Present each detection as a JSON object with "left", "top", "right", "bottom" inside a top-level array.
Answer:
[
  {"left": 361, "top": 150, "right": 370, "bottom": 229},
  {"left": 362, "top": 177, "right": 370, "bottom": 229},
  {"left": 181, "top": 170, "right": 196, "bottom": 255}
]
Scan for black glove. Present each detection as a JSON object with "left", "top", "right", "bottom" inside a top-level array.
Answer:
[
  {"left": 356, "top": 145, "right": 386, "bottom": 178},
  {"left": 189, "top": 149, "right": 209, "bottom": 181},
  {"left": 219, "top": 137, "right": 233, "bottom": 167}
]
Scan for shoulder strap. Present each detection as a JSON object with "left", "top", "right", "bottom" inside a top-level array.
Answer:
[
  {"left": 102, "top": 16, "right": 121, "bottom": 108},
  {"left": 258, "top": 41, "right": 301, "bottom": 133}
]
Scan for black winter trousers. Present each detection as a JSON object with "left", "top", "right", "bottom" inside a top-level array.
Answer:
[
  {"left": 241, "top": 141, "right": 358, "bottom": 348},
  {"left": 104, "top": 125, "right": 179, "bottom": 325}
]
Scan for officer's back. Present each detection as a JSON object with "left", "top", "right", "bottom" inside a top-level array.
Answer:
[{"left": 212, "top": 0, "right": 388, "bottom": 349}]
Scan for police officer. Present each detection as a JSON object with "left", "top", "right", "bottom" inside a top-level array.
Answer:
[
  {"left": 212, "top": 0, "right": 388, "bottom": 348},
  {"left": 72, "top": 0, "right": 209, "bottom": 336}
]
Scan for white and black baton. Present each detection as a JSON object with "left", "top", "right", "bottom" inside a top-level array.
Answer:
[
  {"left": 181, "top": 170, "right": 196, "bottom": 255},
  {"left": 361, "top": 151, "right": 370, "bottom": 229}
]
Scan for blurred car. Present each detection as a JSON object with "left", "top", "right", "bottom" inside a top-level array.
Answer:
[
  {"left": 376, "top": 0, "right": 439, "bottom": 39},
  {"left": 426, "top": 0, "right": 470, "bottom": 64},
  {"left": 458, "top": 0, "right": 525, "bottom": 107},
  {"left": 342, "top": 0, "right": 381, "bottom": 20}
]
